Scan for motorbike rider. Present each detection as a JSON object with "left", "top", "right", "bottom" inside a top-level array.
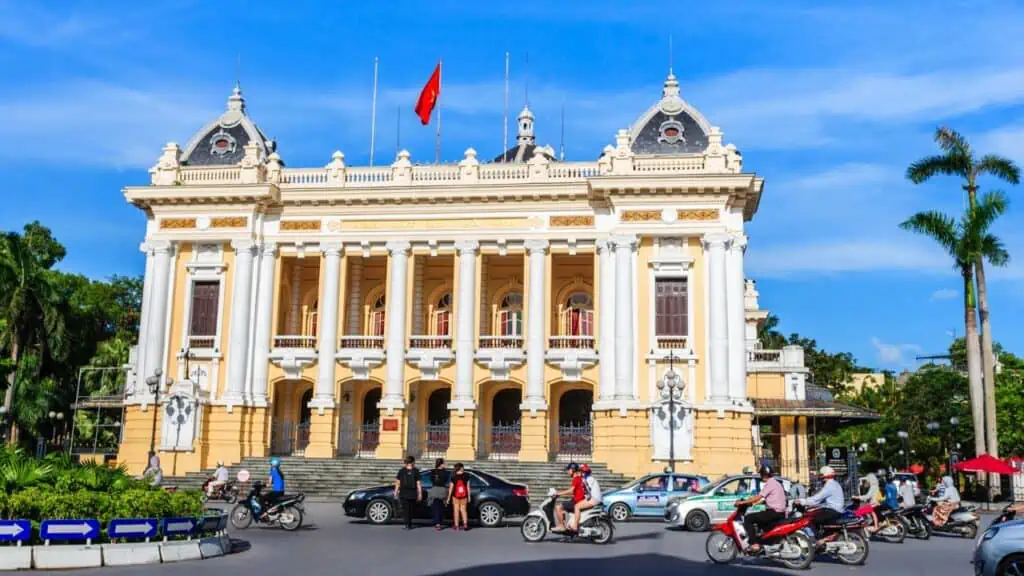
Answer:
[
  {"left": 260, "top": 457, "right": 286, "bottom": 520},
  {"left": 797, "top": 465, "right": 846, "bottom": 527},
  {"left": 898, "top": 474, "right": 917, "bottom": 509},
  {"left": 552, "top": 463, "right": 585, "bottom": 533},
  {"left": 931, "top": 475, "right": 960, "bottom": 527},
  {"left": 207, "top": 461, "right": 229, "bottom": 497},
  {"left": 856, "top": 472, "right": 881, "bottom": 533},
  {"left": 735, "top": 466, "right": 787, "bottom": 553},
  {"left": 879, "top": 471, "right": 899, "bottom": 512},
  {"left": 569, "top": 464, "right": 602, "bottom": 533}
]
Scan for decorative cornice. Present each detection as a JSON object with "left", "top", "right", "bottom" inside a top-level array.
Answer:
[
  {"left": 621, "top": 210, "right": 662, "bottom": 223},
  {"left": 550, "top": 215, "right": 594, "bottom": 228},
  {"left": 280, "top": 219, "right": 322, "bottom": 232},
  {"left": 160, "top": 217, "right": 197, "bottom": 230},
  {"left": 211, "top": 216, "right": 248, "bottom": 229},
  {"left": 677, "top": 209, "right": 720, "bottom": 222}
]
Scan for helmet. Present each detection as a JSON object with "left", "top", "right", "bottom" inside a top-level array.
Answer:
[
  {"left": 580, "top": 464, "right": 591, "bottom": 474},
  {"left": 819, "top": 465, "right": 835, "bottom": 478},
  {"left": 216, "top": 461, "right": 224, "bottom": 467},
  {"left": 565, "top": 462, "right": 579, "bottom": 472},
  {"left": 270, "top": 457, "right": 280, "bottom": 468},
  {"left": 758, "top": 465, "right": 773, "bottom": 478}
]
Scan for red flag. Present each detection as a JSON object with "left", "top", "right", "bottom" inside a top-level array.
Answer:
[{"left": 414, "top": 62, "right": 441, "bottom": 125}]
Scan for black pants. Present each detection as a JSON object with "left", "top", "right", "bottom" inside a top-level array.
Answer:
[
  {"left": 745, "top": 510, "right": 785, "bottom": 543},
  {"left": 812, "top": 508, "right": 842, "bottom": 527},
  {"left": 400, "top": 497, "right": 417, "bottom": 529},
  {"left": 431, "top": 498, "right": 445, "bottom": 526},
  {"left": 260, "top": 490, "right": 283, "bottom": 514}
]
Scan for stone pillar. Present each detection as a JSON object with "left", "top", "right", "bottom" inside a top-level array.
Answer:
[
  {"left": 250, "top": 242, "right": 277, "bottom": 406},
  {"left": 225, "top": 239, "right": 256, "bottom": 405},
  {"left": 704, "top": 233, "right": 730, "bottom": 402},
  {"left": 381, "top": 241, "right": 410, "bottom": 410},
  {"left": 135, "top": 243, "right": 155, "bottom": 393},
  {"left": 142, "top": 242, "right": 173, "bottom": 391},
  {"left": 314, "top": 242, "right": 342, "bottom": 407},
  {"left": 613, "top": 235, "right": 637, "bottom": 401},
  {"left": 522, "top": 239, "right": 549, "bottom": 411},
  {"left": 726, "top": 235, "right": 747, "bottom": 401},
  {"left": 478, "top": 255, "right": 489, "bottom": 337},
  {"left": 289, "top": 259, "right": 302, "bottom": 334},
  {"left": 346, "top": 257, "right": 363, "bottom": 335},
  {"left": 452, "top": 241, "right": 478, "bottom": 409},
  {"left": 597, "top": 239, "right": 616, "bottom": 403},
  {"left": 411, "top": 256, "right": 424, "bottom": 335}
]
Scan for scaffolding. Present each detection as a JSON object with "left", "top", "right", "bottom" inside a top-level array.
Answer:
[{"left": 68, "top": 366, "right": 127, "bottom": 457}]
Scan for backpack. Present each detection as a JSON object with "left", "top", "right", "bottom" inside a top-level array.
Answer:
[
  {"left": 399, "top": 468, "right": 419, "bottom": 491},
  {"left": 453, "top": 476, "right": 468, "bottom": 498}
]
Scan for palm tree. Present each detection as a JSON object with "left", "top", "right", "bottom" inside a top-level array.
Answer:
[
  {"left": 900, "top": 191, "right": 1010, "bottom": 467},
  {"left": 907, "top": 127, "right": 1020, "bottom": 466}
]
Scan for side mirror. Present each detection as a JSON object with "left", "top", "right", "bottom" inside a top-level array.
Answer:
[{"left": 237, "top": 469, "right": 251, "bottom": 482}]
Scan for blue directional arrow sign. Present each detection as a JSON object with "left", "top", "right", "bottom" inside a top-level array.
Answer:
[
  {"left": 0, "top": 520, "right": 30, "bottom": 542},
  {"left": 161, "top": 517, "right": 198, "bottom": 536},
  {"left": 108, "top": 518, "right": 158, "bottom": 539},
  {"left": 40, "top": 519, "right": 100, "bottom": 541}
]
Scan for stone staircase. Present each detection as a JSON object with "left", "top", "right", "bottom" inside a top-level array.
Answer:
[{"left": 169, "top": 456, "right": 633, "bottom": 502}]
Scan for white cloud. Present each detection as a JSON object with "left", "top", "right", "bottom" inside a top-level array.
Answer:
[
  {"left": 871, "top": 337, "right": 923, "bottom": 368},
  {"left": 930, "top": 288, "right": 959, "bottom": 302},
  {"left": 746, "top": 237, "right": 953, "bottom": 277}
]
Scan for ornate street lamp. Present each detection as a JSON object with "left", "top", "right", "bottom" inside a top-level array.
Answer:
[
  {"left": 145, "top": 369, "right": 164, "bottom": 456},
  {"left": 656, "top": 351, "right": 683, "bottom": 473},
  {"left": 897, "top": 430, "right": 909, "bottom": 470}
]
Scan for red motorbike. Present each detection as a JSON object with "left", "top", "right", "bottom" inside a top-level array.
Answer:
[{"left": 705, "top": 503, "right": 815, "bottom": 570}]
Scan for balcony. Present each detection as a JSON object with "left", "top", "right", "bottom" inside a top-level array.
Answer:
[
  {"left": 337, "top": 335, "right": 386, "bottom": 379},
  {"left": 655, "top": 335, "right": 688, "bottom": 351},
  {"left": 476, "top": 335, "right": 525, "bottom": 381},
  {"left": 406, "top": 335, "right": 454, "bottom": 380},
  {"left": 187, "top": 335, "right": 218, "bottom": 350},
  {"left": 546, "top": 335, "right": 598, "bottom": 382},
  {"left": 269, "top": 334, "right": 318, "bottom": 379}
]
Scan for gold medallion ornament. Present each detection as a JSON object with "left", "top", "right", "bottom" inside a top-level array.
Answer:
[
  {"left": 280, "top": 220, "right": 322, "bottom": 232},
  {"left": 550, "top": 215, "right": 595, "bottom": 228},
  {"left": 211, "top": 216, "right": 248, "bottom": 228},
  {"left": 621, "top": 210, "right": 662, "bottom": 222},
  {"left": 676, "top": 209, "right": 720, "bottom": 221},
  {"left": 159, "top": 218, "right": 197, "bottom": 229}
]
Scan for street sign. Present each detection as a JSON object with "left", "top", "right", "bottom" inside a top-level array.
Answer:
[
  {"left": 161, "top": 517, "right": 198, "bottom": 536},
  {"left": 826, "top": 446, "right": 850, "bottom": 476},
  {"left": 108, "top": 518, "right": 158, "bottom": 539},
  {"left": 0, "top": 520, "right": 30, "bottom": 543},
  {"left": 40, "top": 519, "right": 100, "bottom": 541}
]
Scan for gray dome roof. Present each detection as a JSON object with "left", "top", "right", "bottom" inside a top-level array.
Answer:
[
  {"left": 180, "top": 85, "right": 275, "bottom": 166},
  {"left": 492, "top": 104, "right": 556, "bottom": 163},
  {"left": 629, "top": 72, "right": 712, "bottom": 155}
]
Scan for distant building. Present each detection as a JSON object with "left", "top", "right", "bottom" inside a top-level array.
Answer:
[{"left": 847, "top": 373, "right": 886, "bottom": 395}]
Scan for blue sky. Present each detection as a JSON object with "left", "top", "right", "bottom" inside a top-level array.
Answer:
[{"left": 3, "top": 0, "right": 1024, "bottom": 371}]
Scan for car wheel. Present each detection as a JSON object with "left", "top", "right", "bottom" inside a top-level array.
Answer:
[
  {"left": 685, "top": 510, "right": 711, "bottom": 532},
  {"left": 609, "top": 502, "right": 631, "bottom": 523},
  {"left": 478, "top": 502, "right": 504, "bottom": 528},
  {"left": 997, "top": 553, "right": 1024, "bottom": 576},
  {"left": 366, "top": 499, "right": 393, "bottom": 525}
]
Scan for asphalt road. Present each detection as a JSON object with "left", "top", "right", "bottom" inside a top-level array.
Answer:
[{"left": 60, "top": 503, "right": 978, "bottom": 575}]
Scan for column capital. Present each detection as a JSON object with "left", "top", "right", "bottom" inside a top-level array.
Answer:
[
  {"left": 610, "top": 234, "right": 637, "bottom": 250},
  {"left": 230, "top": 239, "right": 257, "bottom": 254},
  {"left": 386, "top": 240, "right": 411, "bottom": 256},
  {"left": 524, "top": 239, "right": 549, "bottom": 253},
  {"left": 261, "top": 241, "right": 279, "bottom": 257},
  {"left": 728, "top": 234, "right": 748, "bottom": 252},
  {"left": 596, "top": 238, "right": 614, "bottom": 254},
  {"left": 701, "top": 232, "right": 731, "bottom": 250},
  {"left": 454, "top": 239, "right": 479, "bottom": 255},
  {"left": 148, "top": 240, "right": 174, "bottom": 255},
  {"left": 320, "top": 241, "right": 343, "bottom": 257}
]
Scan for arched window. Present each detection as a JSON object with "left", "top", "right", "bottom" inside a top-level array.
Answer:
[
  {"left": 498, "top": 292, "right": 523, "bottom": 337},
  {"left": 432, "top": 293, "right": 452, "bottom": 337},
  {"left": 370, "top": 293, "right": 386, "bottom": 337},
  {"left": 561, "top": 292, "right": 594, "bottom": 337},
  {"left": 304, "top": 299, "right": 319, "bottom": 338}
]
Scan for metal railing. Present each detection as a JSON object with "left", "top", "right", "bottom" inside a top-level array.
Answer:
[
  {"left": 412, "top": 424, "right": 450, "bottom": 459},
  {"left": 339, "top": 336, "right": 385, "bottom": 349},
  {"left": 748, "top": 349, "right": 783, "bottom": 363},
  {"left": 273, "top": 335, "right": 317, "bottom": 348},
  {"left": 479, "top": 336, "right": 524, "bottom": 349},
  {"left": 270, "top": 421, "right": 311, "bottom": 456},
  {"left": 553, "top": 422, "right": 593, "bottom": 462},
  {"left": 655, "top": 335, "right": 688, "bottom": 350},
  {"left": 187, "top": 335, "right": 217, "bottom": 349},
  {"left": 409, "top": 336, "right": 452, "bottom": 349},
  {"left": 358, "top": 422, "right": 380, "bottom": 456},
  {"left": 548, "top": 335, "right": 595, "bottom": 349},
  {"left": 483, "top": 423, "right": 521, "bottom": 461}
]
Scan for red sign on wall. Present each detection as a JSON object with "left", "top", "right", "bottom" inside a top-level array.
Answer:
[{"left": 382, "top": 418, "right": 399, "bottom": 432}]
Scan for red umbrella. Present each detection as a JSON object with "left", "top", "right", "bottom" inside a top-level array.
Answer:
[{"left": 953, "top": 454, "right": 1016, "bottom": 475}]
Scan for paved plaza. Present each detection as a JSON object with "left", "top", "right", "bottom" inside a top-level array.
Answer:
[{"left": 50, "top": 503, "right": 981, "bottom": 576}]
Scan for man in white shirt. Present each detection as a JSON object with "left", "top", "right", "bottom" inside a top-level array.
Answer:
[{"left": 207, "top": 461, "right": 229, "bottom": 496}]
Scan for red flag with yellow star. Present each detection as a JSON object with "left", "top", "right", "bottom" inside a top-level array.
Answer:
[{"left": 415, "top": 62, "right": 441, "bottom": 125}]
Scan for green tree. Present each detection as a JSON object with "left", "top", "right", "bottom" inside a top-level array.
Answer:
[
  {"left": 757, "top": 315, "right": 869, "bottom": 396},
  {"left": 899, "top": 190, "right": 1009, "bottom": 464},
  {"left": 995, "top": 350, "right": 1024, "bottom": 457},
  {"left": 907, "top": 126, "right": 1020, "bottom": 464}
]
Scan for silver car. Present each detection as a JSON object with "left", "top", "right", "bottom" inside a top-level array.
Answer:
[{"left": 974, "top": 519, "right": 1024, "bottom": 576}]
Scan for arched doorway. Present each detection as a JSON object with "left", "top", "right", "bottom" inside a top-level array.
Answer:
[
  {"left": 359, "top": 387, "right": 382, "bottom": 454},
  {"left": 423, "top": 388, "right": 451, "bottom": 458},
  {"left": 427, "top": 389, "right": 451, "bottom": 424},
  {"left": 296, "top": 389, "right": 313, "bottom": 454},
  {"left": 488, "top": 388, "right": 522, "bottom": 460},
  {"left": 555, "top": 388, "right": 593, "bottom": 461}
]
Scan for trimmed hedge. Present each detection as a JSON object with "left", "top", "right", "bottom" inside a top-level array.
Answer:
[{"left": 0, "top": 487, "right": 203, "bottom": 523}]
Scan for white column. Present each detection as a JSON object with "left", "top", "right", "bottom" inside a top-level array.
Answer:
[
  {"left": 452, "top": 240, "right": 478, "bottom": 410},
  {"left": 142, "top": 241, "right": 173, "bottom": 388},
  {"left": 704, "top": 233, "right": 731, "bottom": 402},
  {"left": 346, "top": 258, "right": 363, "bottom": 335},
  {"left": 381, "top": 241, "right": 410, "bottom": 410},
  {"left": 522, "top": 239, "right": 549, "bottom": 410},
  {"left": 135, "top": 243, "right": 155, "bottom": 393},
  {"left": 225, "top": 239, "right": 256, "bottom": 403},
  {"left": 478, "top": 255, "right": 489, "bottom": 337},
  {"left": 613, "top": 235, "right": 636, "bottom": 401},
  {"left": 597, "top": 239, "right": 616, "bottom": 402},
  {"left": 289, "top": 259, "right": 302, "bottom": 334},
  {"left": 314, "top": 242, "right": 342, "bottom": 408},
  {"left": 411, "top": 257, "right": 424, "bottom": 335},
  {"left": 250, "top": 242, "right": 277, "bottom": 406},
  {"left": 726, "top": 235, "right": 748, "bottom": 401}
]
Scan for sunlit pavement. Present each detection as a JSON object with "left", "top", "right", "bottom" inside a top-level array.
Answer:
[{"left": 57, "top": 503, "right": 978, "bottom": 575}]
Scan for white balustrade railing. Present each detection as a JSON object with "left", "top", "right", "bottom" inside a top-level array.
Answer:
[
  {"left": 634, "top": 156, "right": 705, "bottom": 173},
  {"left": 410, "top": 165, "right": 460, "bottom": 183},
  {"left": 180, "top": 167, "right": 242, "bottom": 184},
  {"left": 345, "top": 167, "right": 392, "bottom": 186},
  {"left": 479, "top": 335, "right": 524, "bottom": 349},
  {"left": 188, "top": 335, "right": 217, "bottom": 349},
  {"left": 339, "top": 335, "right": 385, "bottom": 349},
  {"left": 655, "top": 335, "right": 688, "bottom": 350},
  {"left": 281, "top": 168, "right": 329, "bottom": 186},
  {"left": 273, "top": 335, "right": 317, "bottom": 349},
  {"left": 479, "top": 164, "right": 530, "bottom": 181},
  {"left": 548, "top": 335, "right": 595, "bottom": 349},
  {"left": 408, "top": 335, "right": 453, "bottom": 349}
]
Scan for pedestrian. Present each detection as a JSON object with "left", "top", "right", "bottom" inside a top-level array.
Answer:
[
  {"left": 791, "top": 479, "right": 808, "bottom": 501},
  {"left": 393, "top": 455, "right": 422, "bottom": 530},
  {"left": 446, "top": 463, "right": 470, "bottom": 531},
  {"left": 429, "top": 458, "right": 450, "bottom": 530}
]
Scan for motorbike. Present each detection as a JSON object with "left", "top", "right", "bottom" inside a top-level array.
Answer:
[
  {"left": 849, "top": 498, "right": 905, "bottom": 543},
  {"left": 520, "top": 488, "right": 614, "bottom": 545},
  {"left": 230, "top": 481, "right": 305, "bottom": 531},
  {"left": 987, "top": 504, "right": 1018, "bottom": 531},
  {"left": 705, "top": 503, "right": 814, "bottom": 570},
  {"left": 795, "top": 505, "right": 870, "bottom": 566},
  {"left": 897, "top": 505, "right": 932, "bottom": 540},
  {"left": 201, "top": 479, "right": 240, "bottom": 504},
  {"left": 923, "top": 498, "right": 979, "bottom": 539}
]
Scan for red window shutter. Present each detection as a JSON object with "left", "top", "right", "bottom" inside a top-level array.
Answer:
[{"left": 190, "top": 281, "right": 220, "bottom": 336}]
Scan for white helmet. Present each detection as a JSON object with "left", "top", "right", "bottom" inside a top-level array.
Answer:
[
  {"left": 819, "top": 466, "right": 835, "bottom": 478},
  {"left": 217, "top": 461, "right": 224, "bottom": 467}
]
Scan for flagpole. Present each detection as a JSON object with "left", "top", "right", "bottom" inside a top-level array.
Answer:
[
  {"left": 435, "top": 59, "right": 442, "bottom": 164},
  {"left": 396, "top": 106, "right": 401, "bottom": 154},
  {"left": 370, "top": 56, "right": 379, "bottom": 166},
  {"left": 503, "top": 51, "right": 509, "bottom": 163}
]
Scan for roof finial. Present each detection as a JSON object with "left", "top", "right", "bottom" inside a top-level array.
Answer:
[
  {"left": 235, "top": 53, "right": 241, "bottom": 91},
  {"left": 669, "top": 33, "right": 673, "bottom": 76},
  {"left": 524, "top": 51, "right": 530, "bottom": 108}
]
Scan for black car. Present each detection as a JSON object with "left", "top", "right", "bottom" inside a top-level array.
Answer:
[{"left": 343, "top": 468, "right": 530, "bottom": 527}]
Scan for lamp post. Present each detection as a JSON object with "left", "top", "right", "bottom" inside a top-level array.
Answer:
[
  {"left": 145, "top": 369, "right": 164, "bottom": 456},
  {"left": 876, "top": 437, "right": 887, "bottom": 465},
  {"left": 656, "top": 351, "right": 683, "bottom": 473},
  {"left": 897, "top": 430, "right": 909, "bottom": 470}
]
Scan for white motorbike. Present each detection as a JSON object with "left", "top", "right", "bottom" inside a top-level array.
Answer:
[{"left": 520, "top": 488, "right": 614, "bottom": 544}]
